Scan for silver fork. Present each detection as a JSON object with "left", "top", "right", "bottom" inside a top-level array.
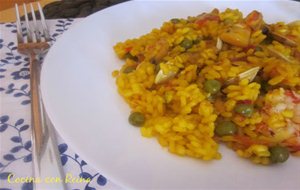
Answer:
[{"left": 15, "top": 3, "right": 67, "bottom": 190}]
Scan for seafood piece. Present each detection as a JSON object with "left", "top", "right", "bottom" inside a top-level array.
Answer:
[
  {"left": 270, "top": 32, "right": 297, "bottom": 47},
  {"left": 284, "top": 90, "right": 300, "bottom": 124},
  {"left": 155, "top": 62, "right": 179, "bottom": 84},
  {"left": 264, "top": 25, "right": 297, "bottom": 47},
  {"left": 266, "top": 46, "right": 294, "bottom": 63},
  {"left": 245, "top": 10, "right": 264, "bottom": 30},
  {"left": 155, "top": 69, "right": 177, "bottom": 84},
  {"left": 259, "top": 88, "right": 300, "bottom": 151},
  {"left": 220, "top": 23, "right": 251, "bottom": 47},
  {"left": 195, "top": 8, "right": 220, "bottom": 27},
  {"left": 216, "top": 37, "right": 223, "bottom": 51},
  {"left": 226, "top": 66, "right": 260, "bottom": 85}
]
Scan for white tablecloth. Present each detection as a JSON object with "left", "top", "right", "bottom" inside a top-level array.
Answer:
[{"left": 0, "top": 19, "right": 122, "bottom": 190}]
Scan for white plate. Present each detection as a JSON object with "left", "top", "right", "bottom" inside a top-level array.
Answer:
[{"left": 41, "top": 1, "right": 300, "bottom": 189}]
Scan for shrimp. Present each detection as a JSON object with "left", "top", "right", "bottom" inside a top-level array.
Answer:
[
  {"left": 195, "top": 8, "right": 220, "bottom": 27},
  {"left": 245, "top": 10, "right": 264, "bottom": 31},
  {"left": 258, "top": 88, "right": 300, "bottom": 152}
]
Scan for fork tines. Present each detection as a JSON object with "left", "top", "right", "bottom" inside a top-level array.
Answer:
[{"left": 15, "top": 2, "right": 50, "bottom": 44}]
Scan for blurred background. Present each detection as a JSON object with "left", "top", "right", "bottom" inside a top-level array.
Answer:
[
  {"left": 1, "top": 0, "right": 298, "bottom": 23},
  {"left": 0, "top": 0, "right": 128, "bottom": 22}
]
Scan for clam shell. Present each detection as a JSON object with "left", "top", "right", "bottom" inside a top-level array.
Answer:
[{"left": 226, "top": 66, "right": 260, "bottom": 85}]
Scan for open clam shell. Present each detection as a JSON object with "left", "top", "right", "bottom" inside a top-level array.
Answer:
[
  {"left": 226, "top": 66, "right": 261, "bottom": 85},
  {"left": 266, "top": 46, "right": 294, "bottom": 63},
  {"left": 264, "top": 24, "right": 297, "bottom": 47},
  {"left": 154, "top": 62, "right": 179, "bottom": 84},
  {"left": 155, "top": 69, "right": 177, "bottom": 84}
]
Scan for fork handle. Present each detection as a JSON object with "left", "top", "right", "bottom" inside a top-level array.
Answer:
[{"left": 30, "top": 54, "right": 67, "bottom": 190}]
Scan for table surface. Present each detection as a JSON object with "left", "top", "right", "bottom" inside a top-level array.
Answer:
[
  {"left": 0, "top": 18, "right": 122, "bottom": 190},
  {"left": 0, "top": 0, "right": 57, "bottom": 22}
]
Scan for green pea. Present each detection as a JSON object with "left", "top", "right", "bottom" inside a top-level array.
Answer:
[
  {"left": 269, "top": 146, "right": 290, "bottom": 163},
  {"left": 180, "top": 38, "right": 193, "bottom": 50},
  {"left": 234, "top": 104, "right": 254, "bottom": 117},
  {"left": 204, "top": 79, "right": 221, "bottom": 94},
  {"left": 128, "top": 112, "right": 145, "bottom": 127},
  {"left": 123, "top": 66, "right": 136, "bottom": 73},
  {"left": 171, "top": 18, "right": 180, "bottom": 24},
  {"left": 215, "top": 121, "right": 237, "bottom": 136}
]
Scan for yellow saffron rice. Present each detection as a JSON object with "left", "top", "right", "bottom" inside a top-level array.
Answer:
[{"left": 113, "top": 8, "right": 300, "bottom": 165}]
